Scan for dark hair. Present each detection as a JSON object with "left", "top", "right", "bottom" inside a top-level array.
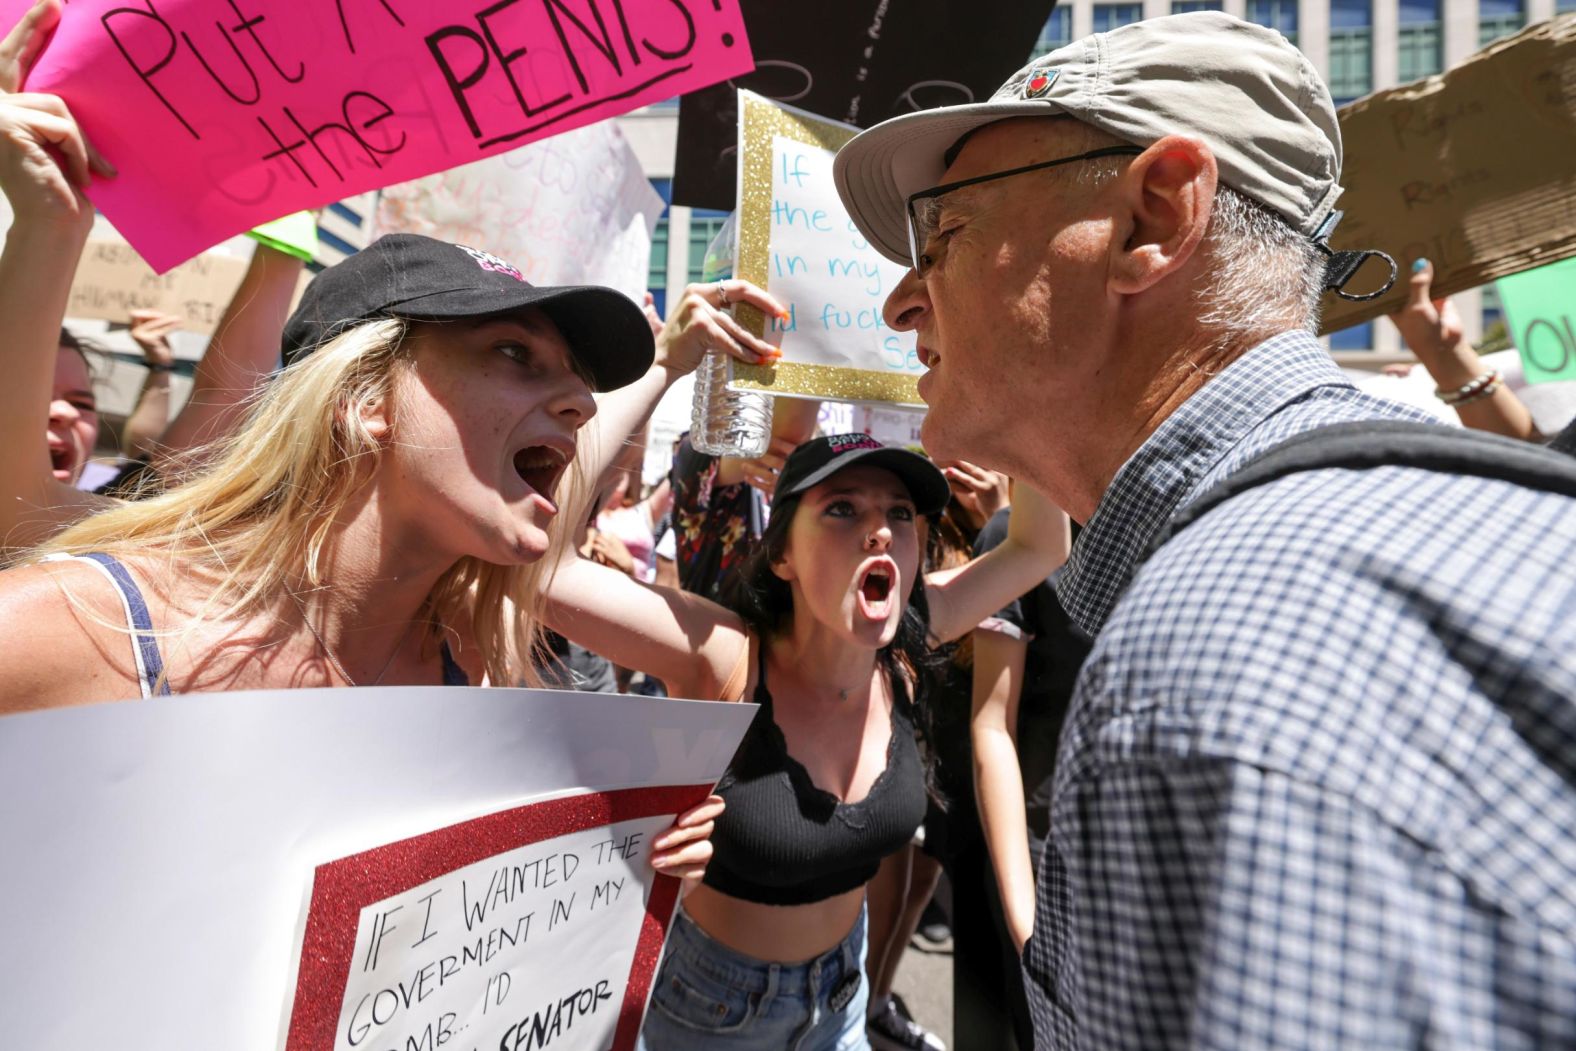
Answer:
[
  {"left": 58, "top": 327, "right": 99, "bottom": 380},
  {"left": 719, "top": 489, "right": 950, "bottom": 801},
  {"left": 915, "top": 498, "right": 987, "bottom": 812}
]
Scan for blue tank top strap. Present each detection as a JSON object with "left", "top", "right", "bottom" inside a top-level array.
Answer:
[
  {"left": 440, "top": 641, "right": 469, "bottom": 686},
  {"left": 42, "top": 552, "right": 170, "bottom": 699}
]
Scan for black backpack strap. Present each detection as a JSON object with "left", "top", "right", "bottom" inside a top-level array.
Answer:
[{"left": 1143, "top": 420, "right": 1576, "bottom": 564}]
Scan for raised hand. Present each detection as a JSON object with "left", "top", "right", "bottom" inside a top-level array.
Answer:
[
  {"left": 587, "top": 530, "right": 637, "bottom": 576},
  {"left": 1390, "top": 259, "right": 1468, "bottom": 383},
  {"left": 733, "top": 435, "right": 799, "bottom": 495},
  {"left": 128, "top": 309, "right": 181, "bottom": 368},
  {"left": 938, "top": 459, "right": 1012, "bottom": 529},
  {"left": 0, "top": 0, "right": 58, "bottom": 94},
  {"left": 0, "top": 93, "right": 115, "bottom": 232},
  {"left": 654, "top": 279, "right": 787, "bottom": 376},
  {"left": 641, "top": 291, "right": 664, "bottom": 341}
]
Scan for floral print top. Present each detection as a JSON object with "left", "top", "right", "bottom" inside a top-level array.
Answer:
[{"left": 669, "top": 436, "right": 765, "bottom": 600}]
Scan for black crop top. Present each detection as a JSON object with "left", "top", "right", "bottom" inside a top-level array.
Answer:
[{"left": 703, "top": 646, "right": 928, "bottom": 906}]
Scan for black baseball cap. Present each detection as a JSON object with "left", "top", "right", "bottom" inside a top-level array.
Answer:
[
  {"left": 280, "top": 234, "right": 654, "bottom": 391},
  {"left": 776, "top": 434, "right": 950, "bottom": 515}
]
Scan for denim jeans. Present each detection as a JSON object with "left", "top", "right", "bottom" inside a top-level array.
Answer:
[{"left": 638, "top": 904, "right": 870, "bottom": 1050}]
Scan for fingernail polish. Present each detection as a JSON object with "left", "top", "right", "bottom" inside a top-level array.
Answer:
[{"left": 1412, "top": 258, "right": 1429, "bottom": 274}]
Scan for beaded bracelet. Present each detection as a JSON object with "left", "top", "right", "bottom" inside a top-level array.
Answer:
[
  {"left": 1450, "top": 376, "right": 1504, "bottom": 407},
  {"left": 1436, "top": 368, "right": 1501, "bottom": 406}
]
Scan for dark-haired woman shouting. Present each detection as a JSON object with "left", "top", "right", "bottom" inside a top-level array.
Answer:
[{"left": 545, "top": 423, "right": 1070, "bottom": 1049}]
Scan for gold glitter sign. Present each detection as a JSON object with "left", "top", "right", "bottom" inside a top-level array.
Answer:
[{"left": 729, "top": 90, "right": 923, "bottom": 406}]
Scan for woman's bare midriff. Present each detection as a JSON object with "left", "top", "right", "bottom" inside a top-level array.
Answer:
[{"left": 681, "top": 882, "right": 866, "bottom": 962}]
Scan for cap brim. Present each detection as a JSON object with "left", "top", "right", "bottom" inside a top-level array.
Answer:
[
  {"left": 788, "top": 447, "right": 951, "bottom": 516},
  {"left": 392, "top": 285, "right": 654, "bottom": 392},
  {"left": 833, "top": 101, "right": 1066, "bottom": 266}
]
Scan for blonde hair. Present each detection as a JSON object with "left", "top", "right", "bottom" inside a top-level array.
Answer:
[{"left": 37, "top": 318, "right": 564, "bottom": 688}]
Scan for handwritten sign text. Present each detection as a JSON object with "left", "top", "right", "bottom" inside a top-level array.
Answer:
[{"left": 6, "top": 0, "right": 751, "bottom": 271}]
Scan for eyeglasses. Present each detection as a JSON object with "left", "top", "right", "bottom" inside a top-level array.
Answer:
[{"left": 904, "top": 146, "right": 1143, "bottom": 276}]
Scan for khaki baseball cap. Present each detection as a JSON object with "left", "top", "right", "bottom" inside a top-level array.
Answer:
[{"left": 834, "top": 12, "right": 1344, "bottom": 267}]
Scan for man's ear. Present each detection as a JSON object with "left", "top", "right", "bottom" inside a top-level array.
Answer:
[{"left": 1108, "top": 135, "right": 1217, "bottom": 296}]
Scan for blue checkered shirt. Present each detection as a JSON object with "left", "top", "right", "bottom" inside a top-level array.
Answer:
[{"left": 1025, "top": 330, "right": 1576, "bottom": 1049}]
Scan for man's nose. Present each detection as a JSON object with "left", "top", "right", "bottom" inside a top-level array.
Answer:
[{"left": 883, "top": 268, "right": 930, "bottom": 333}]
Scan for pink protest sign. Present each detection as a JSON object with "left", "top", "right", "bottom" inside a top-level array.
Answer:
[{"left": 5, "top": 0, "right": 751, "bottom": 272}]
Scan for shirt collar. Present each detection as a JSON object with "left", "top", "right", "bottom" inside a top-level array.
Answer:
[{"left": 1055, "top": 330, "right": 1353, "bottom": 637}]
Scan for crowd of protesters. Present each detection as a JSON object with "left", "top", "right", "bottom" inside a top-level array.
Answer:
[{"left": 4, "top": 1, "right": 1576, "bottom": 1049}]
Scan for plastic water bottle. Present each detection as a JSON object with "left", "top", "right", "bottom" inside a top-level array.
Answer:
[{"left": 690, "top": 213, "right": 773, "bottom": 458}]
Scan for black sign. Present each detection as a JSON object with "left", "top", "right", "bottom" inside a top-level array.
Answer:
[{"left": 672, "top": 0, "right": 1057, "bottom": 210}]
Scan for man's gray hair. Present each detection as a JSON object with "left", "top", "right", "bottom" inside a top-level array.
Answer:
[
  {"left": 1054, "top": 120, "right": 1327, "bottom": 341},
  {"left": 1196, "top": 187, "right": 1326, "bottom": 339}
]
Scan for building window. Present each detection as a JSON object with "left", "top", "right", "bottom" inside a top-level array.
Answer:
[
  {"left": 1478, "top": 0, "right": 1524, "bottom": 47},
  {"left": 1092, "top": 4, "right": 1143, "bottom": 34},
  {"left": 1032, "top": 8, "right": 1073, "bottom": 58},
  {"left": 1329, "top": 320, "right": 1375, "bottom": 351},
  {"left": 1247, "top": 0, "right": 1298, "bottom": 44},
  {"left": 1481, "top": 283, "right": 1504, "bottom": 333},
  {"left": 687, "top": 211, "right": 732, "bottom": 285},
  {"left": 1329, "top": 0, "right": 1373, "bottom": 105},
  {"left": 646, "top": 179, "right": 673, "bottom": 318},
  {"left": 1172, "top": 0, "right": 1223, "bottom": 9},
  {"left": 1397, "top": 0, "right": 1442, "bottom": 82},
  {"left": 648, "top": 219, "right": 669, "bottom": 296}
]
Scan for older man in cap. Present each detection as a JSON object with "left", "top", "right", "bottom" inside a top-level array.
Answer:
[{"left": 836, "top": 12, "right": 1576, "bottom": 1050}]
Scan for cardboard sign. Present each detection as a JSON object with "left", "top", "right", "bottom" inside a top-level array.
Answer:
[
  {"left": 1321, "top": 16, "right": 1576, "bottom": 333},
  {"left": 0, "top": 686, "right": 757, "bottom": 1049},
  {"left": 66, "top": 239, "right": 253, "bottom": 334},
  {"left": 1498, "top": 257, "right": 1576, "bottom": 384},
  {"left": 5, "top": 0, "right": 752, "bottom": 272},
  {"left": 374, "top": 122, "right": 664, "bottom": 302},
  {"left": 66, "top": 238, "right": 314, "bottom": 335},
  {"left": 671, "top": 0, "right": 1053, "bottom": 209},
  {"left": 729, "top": 92, "right": 921, "bottom": 406}
]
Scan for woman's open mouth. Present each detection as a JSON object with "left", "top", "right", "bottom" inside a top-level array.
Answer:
[
  {"left": 49, "top": 442, "right": 77, "bottom": 482},
  {"left": 512, "top": 444, "right": 570, "bottom": 508},
  {"left": 856, "top": 559, "right": 897, "bottom": 620}
]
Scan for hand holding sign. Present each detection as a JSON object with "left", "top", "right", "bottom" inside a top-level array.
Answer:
[
  {"left": 1390, "top": 260, "right": 1473, "bottom": 385},
  {"left": 0, "top": 92, "right": 114, "bottom": 235},
  {"left": 3, "top": 0, "right": 753, "bottom": 271},
  {"left": 648, "top": 792, "right": 726, "bottom": 887},
  {"left": 0, "top": 0, "right": 53, "bottom": 93},
  {"left": 0, "top": 2, "right": 117, "bottom": 237}
]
